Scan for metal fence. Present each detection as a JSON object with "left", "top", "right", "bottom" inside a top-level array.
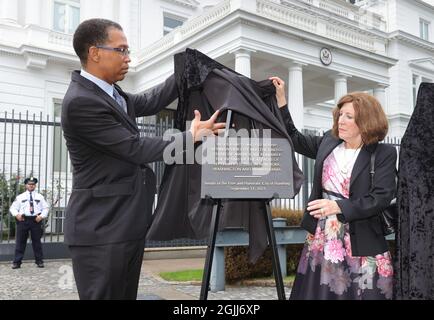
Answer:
[{"left": 0, "top": 110, "right": 401, "bottom": 256}]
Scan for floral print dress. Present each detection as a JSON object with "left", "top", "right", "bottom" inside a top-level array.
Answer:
[{"left": 289, "top": 145, "right": 393, "bottom": 300}]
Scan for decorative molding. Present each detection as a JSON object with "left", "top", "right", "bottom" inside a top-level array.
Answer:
[
  {"left": 48, "top": 30, "right": 73, "bottom": 47},
  {"left": 228, "top": 46, "right": 257, "bottom": 55},
  {"left": 389, "top": 30, "right": 434, "bottom": 52},
  {"left": 329, "top": 72, "right": 352, "bottom": 80},
  {"left": 137, "top": 0, "right": 231, "bottom": 62},
  {"left": 411, "top": 0, "right": 434, "bottom": 13},
  {"left": 387, "top": 113, "right": 411, "bottom": 121},
  {"left": 137, "top": 0, "right": 390, "bottom": 64},
  {"left": 374, "top": 83, "right": 389, "bottom": 89},
  {"left": 162, "top": 0, "right": 200, "bottom": 9},
  {"left": 287, "top": 0, "right": 386, "bottom": 31},
  {"left": 23, "top": 51, "right": 48, "bottom": 69},
  {"left": 408, "top": 57, "right": 434, "bottom": 73}
]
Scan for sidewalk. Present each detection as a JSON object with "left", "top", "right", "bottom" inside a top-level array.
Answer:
[{"left": 0, "top": 258, "right": 291, "bottom": 300}]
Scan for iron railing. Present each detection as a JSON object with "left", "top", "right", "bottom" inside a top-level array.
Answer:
[{"left": 0, "top": 110, "right": 401, "bottom": 251}]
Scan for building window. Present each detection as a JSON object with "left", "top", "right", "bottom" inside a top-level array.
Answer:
[
  {"left": 53, "top": 101, "right": 69, "bottom": 172},
  {"left": 163, "top": 13, "right": 185, "bottom": 35},
  {"left": 53, "top": 0, "right": 80, "bottom": 34},
  {"left": 420, "top": 19, "right": 429, "bottom": 41}
]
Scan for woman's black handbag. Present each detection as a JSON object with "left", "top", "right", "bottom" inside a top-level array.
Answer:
[{"left": 370, "top": 152, "right": 398, "bottom": 236}]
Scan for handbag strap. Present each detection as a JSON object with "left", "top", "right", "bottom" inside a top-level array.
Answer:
[{"left": 369, "top": 150, "right": 376, "bottom": 191}]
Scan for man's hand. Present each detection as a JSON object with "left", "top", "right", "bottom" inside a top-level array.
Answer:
[
  {"left": 16, "top": 214, "right": 24, "bottom": 222},
  {"left": 35, "top": 215, "right": 43, "bottom": 223},
  {"left": 269, "top": 76, "right": 287, "bottom": 108},
  {"left": 189, "top": 109, "right": 226, "bottom": 143}
]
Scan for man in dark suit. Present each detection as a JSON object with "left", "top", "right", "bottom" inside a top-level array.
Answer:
[{"left": 61, "top": 18, "right": 223, "bottom": 299}]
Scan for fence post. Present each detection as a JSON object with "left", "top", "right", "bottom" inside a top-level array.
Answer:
[
  {"left": 210, "top": 246, "right": 225, "bottom": 292},
  {"left": 273, "top": 218, "right": 287, "bottom": 278}
]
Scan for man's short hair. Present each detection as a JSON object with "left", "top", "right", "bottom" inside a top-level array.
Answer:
[{"left": 73, "top": 18, "right": 123, "bottom": 66}]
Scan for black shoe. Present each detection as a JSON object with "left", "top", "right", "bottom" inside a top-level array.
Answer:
[
  {"left": 36, "top": 262, "right": 44, "bottom": 268},
  {"left": 12, "top": 263, "right": 21, "bottom": 269}
]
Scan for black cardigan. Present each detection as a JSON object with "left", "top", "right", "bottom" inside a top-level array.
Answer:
[{"left": 280, "top": 106, "right": 397, "bottom": 256}]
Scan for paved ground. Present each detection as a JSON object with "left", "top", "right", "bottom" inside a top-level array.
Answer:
[{"left": 0, "top": 258, "right": 291, "bottom": 300}]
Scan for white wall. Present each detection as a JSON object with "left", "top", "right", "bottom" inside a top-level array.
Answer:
[
  {"left": 0, "top": 56, "right": 72, "bottom": 117},
  {"left": 389, "top": 0, "right": 434, "bottom": 40},
  {"left": 2, "top": 0, "right": 432, "bottom": 141},
  {"left": 139, "top": 0, "right": 201, "bottom": 49}
]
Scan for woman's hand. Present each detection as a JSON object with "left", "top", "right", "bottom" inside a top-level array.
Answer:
[
  {"left": 269, "top": 76, "right": 286, "bottom": 108},
  {"left": 307, "top": 199, "right": 342, "bottom": 219}
]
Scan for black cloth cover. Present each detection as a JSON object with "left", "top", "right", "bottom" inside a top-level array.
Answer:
[
  {"left": 394, "top": 82, "right": 434, "bottom": 299},
  {"left": 146, "top": 49, "right": 304, "bottom": 262}
]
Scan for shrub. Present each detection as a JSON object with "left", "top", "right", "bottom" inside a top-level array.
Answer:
[
  {"left": 0, "top": 171, "right": 26, "bottom": 238},
  {"left": 225, "top": 207, "right": 305, "bottom": 282}
]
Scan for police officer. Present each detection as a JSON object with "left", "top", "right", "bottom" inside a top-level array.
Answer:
[{"left": 9, "top": 177, "right": 49, "bottom": 269}]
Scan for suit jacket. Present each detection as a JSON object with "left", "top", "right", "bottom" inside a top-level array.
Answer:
[
  {"left": 61, "top": 71, "right": 187, "bottom": 246},
  {"left": 280, "top": 107, "right": 397, "bottom": 256}
]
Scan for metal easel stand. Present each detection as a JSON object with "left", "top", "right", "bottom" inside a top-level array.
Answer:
[{"left": 199, "top": 197, "right": 286, "bottom": 300}]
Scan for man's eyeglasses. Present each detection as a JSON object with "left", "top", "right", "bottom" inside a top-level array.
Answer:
[{"left": 96, "top": 46, "right": 131, "bottom": 56}]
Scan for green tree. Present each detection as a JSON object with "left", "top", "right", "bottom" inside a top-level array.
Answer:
[{"left": 0, "top": 171, "right": 25, "bottom": 239}]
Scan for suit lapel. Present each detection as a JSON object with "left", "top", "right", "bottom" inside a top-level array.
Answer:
[
  {"left": 96, "top": 88, "right": 139, "bottom": 133},
  {"left": 349, "top": 144, "right": 376, "bottom": 189},
  {"left": 73, "top": 71, "right": 139, "bottom": 133},
  {"left": 317, "top": 136, "right": 341, "bottom": 169},
  {"left": 314, "top": 135, "right": 341, "bottom": 183}
]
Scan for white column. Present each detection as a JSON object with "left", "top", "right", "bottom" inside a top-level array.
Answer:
[
  {"left": 234, "top": 49, "right": 251, "bottom": 77},
  {"left": 101, "top": 0, "right": 115, "bottom": 21},
  {"left": 373, "top": 84, "right": 387, "bottom": 109},
  {"left": 0, "top": 0, "right": 19, "bottom": 24},
  {"left": 332, "top": 73, "right": 350, "bottom": 103},
  {"left": 287, "top": 62, "right": 305, "bottom": 130},
  {"left": 25, "top": 0, "right": 41, "bottom": 25}
]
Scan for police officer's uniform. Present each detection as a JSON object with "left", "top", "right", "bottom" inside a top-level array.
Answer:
[{"left": 9, "top": 177, "right": 49, "bottom": 268}]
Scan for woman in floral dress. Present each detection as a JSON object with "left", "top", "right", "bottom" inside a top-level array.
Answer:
[{"left": 270, "top": 77, "right": 396, "bottom": 299}]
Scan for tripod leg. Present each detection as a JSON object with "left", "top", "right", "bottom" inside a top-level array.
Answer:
[
  {"left": 264, "top": 201, "right": 286, "bottom": 300},
  {"left": 200, "top": 199, "right": 221, "bottom": 300}
]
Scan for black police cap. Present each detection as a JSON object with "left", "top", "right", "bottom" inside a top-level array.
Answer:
[{"left": 24, "top": 177, "right": 38, "bottom": 184}]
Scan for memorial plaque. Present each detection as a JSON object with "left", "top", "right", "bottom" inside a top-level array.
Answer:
[{"left": 201, "top": 137, "right": 294, "bottom": 199}]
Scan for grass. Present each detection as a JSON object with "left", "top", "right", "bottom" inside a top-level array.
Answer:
[
  {"left": 159, "top": 269, "right": 296, "bottom": 284},
  {"left": 159, "top": 269, "right": 204, "bottom": 282},
  {"left": 246, "top": 274, "right": 296, "bottom": 285}
]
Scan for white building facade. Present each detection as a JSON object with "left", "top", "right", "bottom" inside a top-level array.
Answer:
[{"left": 0, "top": 0, "right": 433, "bottom": 221}]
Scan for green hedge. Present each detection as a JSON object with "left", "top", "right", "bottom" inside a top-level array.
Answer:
[
  {"left": 224, "top": 207, "right": 396, "bottom": 282},
  {"left": 225, "top": 208, "right": 304, "bottom": 282}
]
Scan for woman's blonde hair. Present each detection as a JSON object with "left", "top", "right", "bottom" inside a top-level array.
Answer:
[{"left": 332, "top": 92, "right": 388, "bottom": 145}]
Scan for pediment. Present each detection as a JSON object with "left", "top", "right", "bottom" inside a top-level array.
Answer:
[{"left": 408, "top": 57, "right": 434, "bottom": 73}]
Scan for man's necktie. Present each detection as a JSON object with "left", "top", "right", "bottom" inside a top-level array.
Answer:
[
  {"left": 113, "top": 88, "right": 127, "bottom": 114},
  {"left": 29, "top": 192, "right": 34, "bottom": 215}
]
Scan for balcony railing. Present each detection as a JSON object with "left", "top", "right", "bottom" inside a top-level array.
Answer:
[
  {"left": 299, "top": 0, "right": 386, "bottom": 31},
  {"left": 138, "top": 0, "right": 387, "bottom": 63},
  {"left": 48, "top": 30, "right": 73, "bottom": 47}
]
